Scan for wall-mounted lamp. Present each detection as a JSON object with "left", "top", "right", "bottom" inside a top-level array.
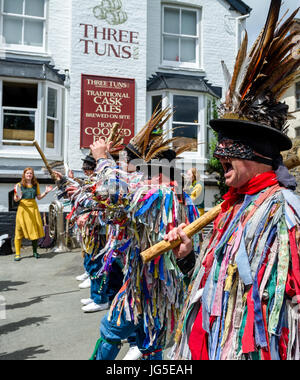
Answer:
[{"left": 64, "top": 69, "right": 70, "bottom": 89}]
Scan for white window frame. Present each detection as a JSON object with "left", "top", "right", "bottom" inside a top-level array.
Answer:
[
  {"left": 0, "top": 78, "right": 42, "bottom": 157},
  {"left": 161, "top": 4, "right": 201, "bottom": 69},
  {"left": 148, "top": 91, "right": 206, "bottom": 162},
  {"left": 0, "top": 0, "right": 48, "bottom": 54},
  {"left": 171, "top": 92, "right": 205, "bottom": 160},
  {"left": 2, "top": 106, "right": 37, "bottom": 144},
  {"left": 44, "top": 83, "right": 62, "bottom": 158},
  {"left": 0, "top": 77, "right": 63, "bottom": 160}
]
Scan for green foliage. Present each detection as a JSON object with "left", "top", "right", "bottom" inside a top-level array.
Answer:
[{"left": 207, "top": 99, "right": 228, "bottom": 205}]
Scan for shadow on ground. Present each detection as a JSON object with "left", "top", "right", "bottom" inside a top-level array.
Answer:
[
  {"left": 0, "top": 281, "right": 27, "bottom": 292},
  {"left": 0, "top": 345, "right": 49, "bottom": 360},
  {"left": 5, "top": 296, "right": 46, "bottom": 311},
  {"left": 0, "top": 316, "right": 50, "bottom": 335},
  {"left": 5, "top": 290, "right": 80, "bottom": 311}
]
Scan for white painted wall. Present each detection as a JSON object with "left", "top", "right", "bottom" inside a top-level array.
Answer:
[
  {"left": 47, "top": 0, "right": 72, "bottom": 73},
  {"left": 0, "top": 0, "right": 246, "bottom": 210},
  {"left": 281, "top": 81, "right": 300, "bottom": 139},
  {"left": 147, "top": 0, "right": 244, "bottom": 91},
  {"left": 66, "top": 0, "right": 148, "bottom": 170}
]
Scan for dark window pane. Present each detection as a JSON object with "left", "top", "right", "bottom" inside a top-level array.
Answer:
[
  {"left": 47, "top": 88, "right": 57, "bottom": 118},
  {"left": 46, "top": 119, "right": 55, "bottom": 148},
  {"left": 3, "top": 110, "right": 35, "bottom": 142},
  {"left": 152, "top": 96, "right": 162, "bottom": 114},
  {"left": 173, "top": 123, "right": 198, "bottom": 152},
  {"left": 173, "top": 95, "right": 198, "bottom": 123},
  {"left": 3, "top": 82, "right": 38, "bottom": 108}
]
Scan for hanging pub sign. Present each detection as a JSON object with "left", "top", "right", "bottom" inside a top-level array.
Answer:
[{"left": 80, "top": 74, "right": 135, "bottom": 148}]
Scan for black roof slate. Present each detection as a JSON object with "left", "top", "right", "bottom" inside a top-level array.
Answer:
[
  {"left": 226, "top": 0, "right": 252, "bottom": 15},
  {"left": 147, "top": 72, "right": 222, "bottom": 98},
  {"left": 0, "top": 58, "right": 65, "bottom": 85}
]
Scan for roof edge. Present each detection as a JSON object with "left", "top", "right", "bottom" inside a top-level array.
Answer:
[{"left": 226, "top": 0, "right": 252, "bottom": 15}]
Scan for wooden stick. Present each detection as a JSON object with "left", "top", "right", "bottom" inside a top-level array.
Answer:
[
  {"left": 141, "top": 153, "right": 300, "bottom": 263},
  {"left": 141, "top": 204, "right": 222, "bottom": 263},
  {"left": 32, "top": 140, "right": 57, "bottom": 182}
]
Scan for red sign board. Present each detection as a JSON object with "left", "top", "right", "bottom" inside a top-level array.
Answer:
[{"left": 80, "top": 74, "right": 135, "bottom": 148}]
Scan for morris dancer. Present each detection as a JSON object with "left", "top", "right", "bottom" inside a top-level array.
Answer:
[
  {"left": 63, "top": 108, "right": 200, "bottom": 360},
  {"left": 165, "top": 0, "right": 300, "bottom": 360}
]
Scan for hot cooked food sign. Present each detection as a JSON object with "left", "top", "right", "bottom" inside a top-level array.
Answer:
[{"left": 80, "top": 74, "right": 135, "bottom": 148}]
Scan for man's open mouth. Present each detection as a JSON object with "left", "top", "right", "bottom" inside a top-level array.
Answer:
[{"left": 222, "top": 161, "right": 233, "bottom": 174}]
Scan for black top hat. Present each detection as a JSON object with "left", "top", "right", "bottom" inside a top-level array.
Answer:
[
  {"left": 135, "top": 149, "right": 183, "bottom": 181},
  {"left": 125, "top": 107, "right": 196, "bottom": 167},
  {"left": 81, "top": 155, "right": 96, "bottom": 170},
  {"left": 210, "top": 118, "right": 292, "bottom": 157}
]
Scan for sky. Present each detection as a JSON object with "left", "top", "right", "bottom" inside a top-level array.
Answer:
[{"left": 244, "top": 0, "right": 299, "bottom": 46}]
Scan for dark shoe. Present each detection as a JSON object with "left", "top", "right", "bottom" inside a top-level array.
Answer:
[
  {"left": 33, "top": 253, "right": 41, "bottom": 259},
  {"left": 14, "top": 255, "right": 21, "bottom": 262}
]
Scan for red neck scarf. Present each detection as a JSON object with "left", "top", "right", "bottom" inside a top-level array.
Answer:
[
  {"left": 189, "top": 171, "right": 278, "bottom": 360},
  {"left": 221, "top": 171, "right": 278, "bottom": 212}
]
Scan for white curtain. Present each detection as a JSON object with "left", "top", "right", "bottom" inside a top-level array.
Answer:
[
  {"left": 4, "top": 0, "right": 23, "bottom": 14},
  {"left": 25, "top": 0, "right": 44, "bottom": 17},
  {"left": 164, "top": 7, "right": 179, "bottom": 34},
  {"left": 24, "top": 20, "right": 43, "bottom": 46},
  {"left": 163, "top": 36, "right": 179, "bottom": 61},
  {"left": 182, "top": 10, "right": 197, "bottom": 36},
  {"left": 181, "top": 38, "right": 196, "bottom": 63},
  {"left": 3, "top": 18, "right": 22, "bottom": 44}
]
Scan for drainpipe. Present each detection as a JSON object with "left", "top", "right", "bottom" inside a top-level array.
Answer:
[
  {"left": 235, "top": 14, "right": 250, "bottom": 53},
  {"left": 63, "top": 69, "right": 70, "bottom": 174}
]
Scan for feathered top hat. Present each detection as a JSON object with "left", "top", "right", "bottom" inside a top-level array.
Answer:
[
  {"left": 210, "top": 0, "right": 300, "bottom": 160},
  {"left": 125, "top": 106, "right": 196, "bottom": 181},
  {"left": 126, "top": 106, "right": 196, "bottom": 163}
]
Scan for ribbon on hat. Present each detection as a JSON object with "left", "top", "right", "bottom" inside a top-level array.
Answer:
[{"left": 273, "top": 155, "right": 297, "bottom": 190}]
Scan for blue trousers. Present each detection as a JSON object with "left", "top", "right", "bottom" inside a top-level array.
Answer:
[
  {"left": 84, "top": 254, "right": 125, "bottom": 305},
  {"left": 91, "top": 306, "right": 162, "bottom": 360},
  {"left": 83, "top": 253, "right": 91, "bottom": 272},
  {"left": 84, "top": 253, "right": 107, "bottom": 304}
]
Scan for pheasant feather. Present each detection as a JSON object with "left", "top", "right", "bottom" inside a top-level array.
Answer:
[{"left": 219, "top": 0, "right": 300, "bottom": 132}]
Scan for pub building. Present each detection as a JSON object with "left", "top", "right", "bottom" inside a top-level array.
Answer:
[{"left": 0, "top": 0, "right": 252, "bottom": 238}]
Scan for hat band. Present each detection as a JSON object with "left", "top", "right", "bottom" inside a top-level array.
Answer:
[{"left": 214, "top": 140, "right": 273, "bottom": 166}]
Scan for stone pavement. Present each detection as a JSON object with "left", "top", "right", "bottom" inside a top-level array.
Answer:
[{"left": 0, "top": 247, "right": 128, "bottom": 360}]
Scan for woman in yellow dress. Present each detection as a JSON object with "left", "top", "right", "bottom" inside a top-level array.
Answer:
[
  {"left": 185, "top": 168, "right": 205, "bottom": 216},
  {"left": 13, "top": 167, "right": 52, "bottom": 261}
]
